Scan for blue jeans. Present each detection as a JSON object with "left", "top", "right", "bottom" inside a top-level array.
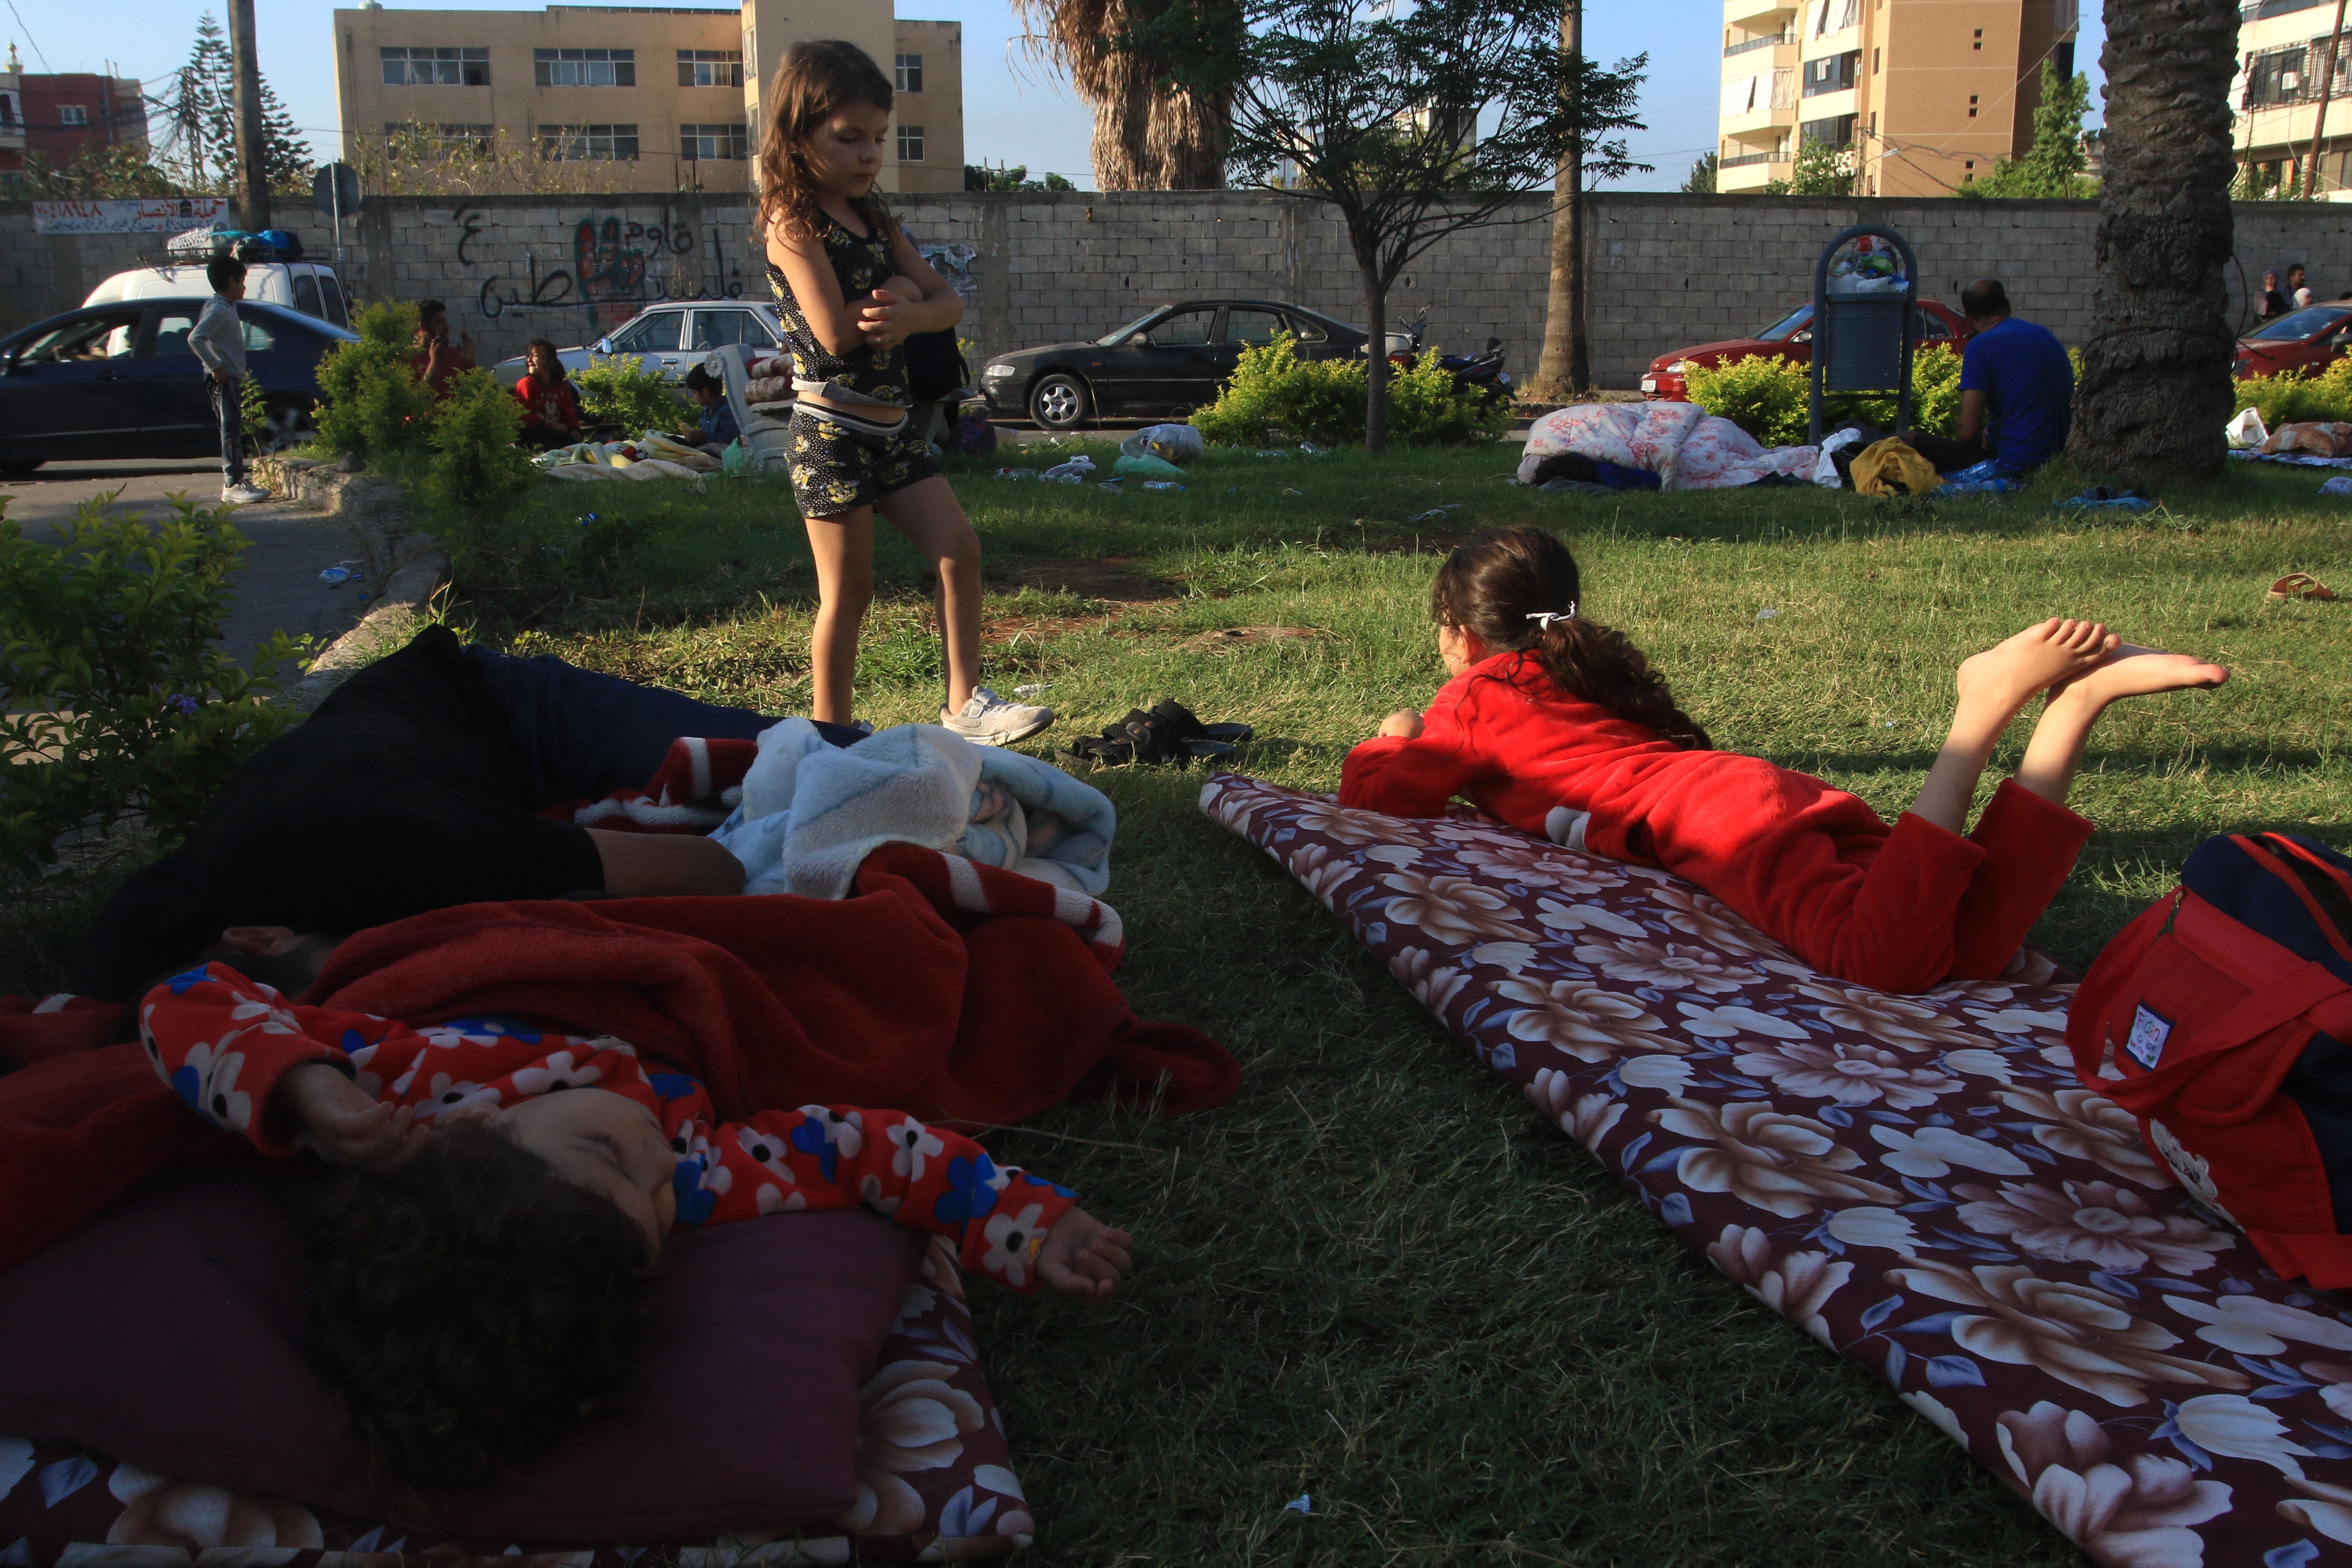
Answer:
[
  {"left": 207, "top": 375, "right": 246, "bottom": 486},
  {"left": 464, "top": 646, "right": 862, "bottom": 808}
]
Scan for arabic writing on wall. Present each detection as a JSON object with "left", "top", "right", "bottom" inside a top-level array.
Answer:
[{"left": 458, "top": 205, "right": 748, "bottom": 328}]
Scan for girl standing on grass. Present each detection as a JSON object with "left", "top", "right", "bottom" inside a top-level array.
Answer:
[
  {"left": 759, "top": 39, "right": 1052, "bottom": 745},
  {"left": 1343, "top": 526, "right": 2230, "bottom": 994}
]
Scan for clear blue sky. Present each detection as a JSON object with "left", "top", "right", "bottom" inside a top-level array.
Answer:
[{"left": 11, "top": 0, "right": 2106, "bottom": 192}]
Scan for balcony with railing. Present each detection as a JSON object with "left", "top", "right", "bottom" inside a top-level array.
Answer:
[
  {"left": 1721, "top": 149, "right": 1788, "bottom": 168},
  {"left": 1725, "top": 28, "right": 1793, "bottom": 55}
]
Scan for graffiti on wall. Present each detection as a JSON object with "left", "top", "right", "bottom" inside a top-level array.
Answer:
[{"left": 455, "top": 205, "right": 751, "bottom": 330}]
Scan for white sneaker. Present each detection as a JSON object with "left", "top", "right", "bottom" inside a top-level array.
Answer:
[
  {"left": 221, "top": 483, "right": 271, "bottom": 505},
  {"left": 940, "top": 686, "right": 1055, "bottom": 747}
]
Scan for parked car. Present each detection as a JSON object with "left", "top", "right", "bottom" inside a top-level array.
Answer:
[
  {"left": 490, "top": 300, "right": 785, "bottom": 386},
  {"left": 1640, "top": 300, "right": 1975, "bottom": 401},
  {"left": 84, "top": 260, "right": 352, "bottom": 330},
  {"left": 2233, "top": 300, "right": 2352, "bottom": 380},
  {"left": 979, "top": 300, "right": 1370, "bottom": 430},
  {"left": 0, "top": 299, "right": 356, "bottom": 474}
]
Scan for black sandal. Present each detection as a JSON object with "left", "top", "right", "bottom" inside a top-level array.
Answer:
[{"left": 1064, "top": 700, "right": 1255, "bottom": 769}]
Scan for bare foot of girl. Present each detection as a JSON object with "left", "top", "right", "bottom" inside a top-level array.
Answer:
[
  {"left": 2050, "top": 643, "right": 2231, "bottom": 712},
  {"left": 2015, "top": 642, "right": 2229, "bottom": 807},
  {"left": 1954, "top": 618, "right": 2119, "bottom": 725}
]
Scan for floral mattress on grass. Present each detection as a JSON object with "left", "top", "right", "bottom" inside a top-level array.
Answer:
[
  {"left": 0, "top": 1238, "right": 1031, "bottom": 1566},
  {"left": 1203, "top": 773, "right": 2352, "bottom": 1568}
]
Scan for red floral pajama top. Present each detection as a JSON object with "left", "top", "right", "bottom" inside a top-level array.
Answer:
[{"left": 137, "top": 963, "right": 1080, "bottom": 1293}]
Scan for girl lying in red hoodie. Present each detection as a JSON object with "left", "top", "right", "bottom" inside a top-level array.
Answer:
[{"left": 1340, "top": 526, "right": 2228, "bottom": 994}]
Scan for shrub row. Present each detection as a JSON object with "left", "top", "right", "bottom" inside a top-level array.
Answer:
[{"left": 1192, "top": 334, "right": 1511, "bottom": 448}]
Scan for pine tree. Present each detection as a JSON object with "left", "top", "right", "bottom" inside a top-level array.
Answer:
[
  {"left": 1682, "top": 151, "right": 1717, "bottom": 193},
  {"left": 168, "top": 13, "right": 311, "bottom": 194}
]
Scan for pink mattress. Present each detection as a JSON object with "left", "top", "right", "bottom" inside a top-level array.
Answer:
[{"left": 1204, "top": 773, "right": 2352, "bottom": 1568}]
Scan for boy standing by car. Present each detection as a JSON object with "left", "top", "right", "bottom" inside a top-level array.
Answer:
[{"left": 190, "top": 254, "right": 270, "bottom": 506}]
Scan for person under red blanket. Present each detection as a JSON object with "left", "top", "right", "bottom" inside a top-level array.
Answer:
[
  {"left": 511, "top": 337, "right": 583, "bottom": 450},
  {"left": 139, "top": 959, "right": 1132, "bottom": 1493},
  {"left": 1340, "top": 526, "right": 2229, "bottom": 994}
]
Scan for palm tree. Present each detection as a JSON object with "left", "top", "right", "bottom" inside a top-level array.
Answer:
[
  {"left": 1011, "top": 0, "right": 1231, "bottom": 189},
  {"left": 2068, "top": 0, "right": 2238, "bottom": 482}
]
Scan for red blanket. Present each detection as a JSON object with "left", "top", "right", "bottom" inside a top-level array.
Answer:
[{"left": 0, "top": 843, "right": 1236, "bottom": 1277}]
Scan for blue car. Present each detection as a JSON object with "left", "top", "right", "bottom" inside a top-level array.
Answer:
[{"left": 0, "top": 298, "right": 358, "bottom": 476}]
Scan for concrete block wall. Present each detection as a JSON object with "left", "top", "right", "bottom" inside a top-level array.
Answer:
[{"left": 10, "top": 193, "right": 2352, "bottom": 388}]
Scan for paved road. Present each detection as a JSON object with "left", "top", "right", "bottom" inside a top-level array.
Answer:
[{"left": 3, "top": 458, "right": 373, "bottom": 670}]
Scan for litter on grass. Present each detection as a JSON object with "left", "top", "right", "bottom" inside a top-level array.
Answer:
[
  {"left": 1254, "top": 449, "right": 1292, "bottom": 459},
  {"left": 1405, "top": 504, "right": 1463, "bottom": 522},
  {"left": 995, "top": 467, "right": 1038, "bottom": 481},
  {"left": 1756, "top": 607, "right": 1780, "bottom": 620},
  {"left": 1284, "top": 1496, "right": 1313, "bottom": 1516},
  {"left": 1014, "top": 684, "right": 1053, "bottom": 698},
  {"left": 2321, "top": 476, "right": 2352, "bottom": 497},
  {"left": 318, "top": 564, "right": 363, "bottom": 586},
  {"left": 1141, "top": 480, "right": 1185, "bottom": 492}
]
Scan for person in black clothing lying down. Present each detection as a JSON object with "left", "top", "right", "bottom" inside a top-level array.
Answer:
[{"left": 70, "top": 626, "right": 860, "bottom": 1004}]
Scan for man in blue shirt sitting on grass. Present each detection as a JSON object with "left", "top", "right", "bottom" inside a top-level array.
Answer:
[{"left": 1952, "top": 277, "right": 2074, "bottom": 480}]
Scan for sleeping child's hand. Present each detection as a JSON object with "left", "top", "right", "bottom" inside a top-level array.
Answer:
[
  {"left": 1035, "top": 1206, "right": 1132, "bottom": 1306},
  {"left": 273, "top": 1062, "right": 425, "bottom": 1171},
  {"left": 1378, "top": 709, "right": 1425, "bottom": 739}
]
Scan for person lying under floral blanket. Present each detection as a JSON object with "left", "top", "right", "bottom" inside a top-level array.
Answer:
[{"left": 137, "top": 962, "right": 1131, "bottom": 1493}]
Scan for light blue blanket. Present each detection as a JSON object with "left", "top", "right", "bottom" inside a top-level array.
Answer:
[{"left": 711, "top": 720, "right": 1116, "bottom": 898}]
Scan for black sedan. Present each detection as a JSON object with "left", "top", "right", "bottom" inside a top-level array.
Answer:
[
  {"left": 0, "top": 299, "right": 356, "bottom": 475},
  {"left": 979, "top": 300, "right": 1367, "bottom": 430}
]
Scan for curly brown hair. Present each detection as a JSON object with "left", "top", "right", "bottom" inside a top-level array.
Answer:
[
  {"left": 303, "top": 1124, "right": 662, "bottom": 1493},
  {"left": 754, "top": 39, "right": 894, "bottom": 245},
  {"left": 1430, "top": 525, "right": 1712, "bottom": 751}
]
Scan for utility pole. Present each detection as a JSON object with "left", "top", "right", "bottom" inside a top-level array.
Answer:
[
  {"left": 2308, "top": 0, "right": 2349, "bottom": 198},
  {"left": 226, "top": 0, "right": 270, "bottom": 229}
]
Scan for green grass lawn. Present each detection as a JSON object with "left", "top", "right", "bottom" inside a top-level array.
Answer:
[{"left": 12, "top": 444, "right": 2351, "bottom": 1564}]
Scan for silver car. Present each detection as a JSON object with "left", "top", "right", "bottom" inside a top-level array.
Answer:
[{"left": 491, "top": 300, "right": 785, "bottom": 384}]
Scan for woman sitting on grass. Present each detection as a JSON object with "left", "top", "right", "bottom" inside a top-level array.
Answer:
[
  {"left": 1343, "top": 525, "right": 2229, "bottom": 994},
  {"left": 138, "top": 959, "right": 1130, "bottom": 1492}
]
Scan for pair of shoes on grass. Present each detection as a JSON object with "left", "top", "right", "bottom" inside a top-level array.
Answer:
[{"left": 1064, "top": 699, "right": 1253, "bottom": 769}]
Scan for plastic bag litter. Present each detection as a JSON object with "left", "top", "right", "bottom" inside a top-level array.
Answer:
[
  {"left": 1141, "top": 480, "right": 1185, "bottom": 492},
  {"left": 2228, "top": 407, "right": 2269, "bottom": 450},
  {"left": 318, "top": 565, "right": 362, "bottom": 585},
  {"left": 1405, "top": 504, "right": 1463, "bottom": 522},
  {"left": 1114, "top": 452, "right": 1187, "bottom": 480},
  {"left": 1812, "top": 427, "right": 1866, "bottom": 489},
  {"left": 1120, "top": 423, "right": 1205, "bottom": 464},
  {"left": 995, "top": 466, "right": 1039, "bottom": 480},
  {"left": 1043, "top": 456, "right": 1097, "bottom": 483},
  {"left": 2320, "top": 475, "right": 2352, "bottom": 496},
  {"left": 721, "top": 438, "right": 748, "bottom": 477}
]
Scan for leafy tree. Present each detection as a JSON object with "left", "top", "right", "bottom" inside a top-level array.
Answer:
[
  {"left": 961, "top": 163, "right": 1079, "bottom": 192},
  {"left": 1131, "top": 0, "right": 1634, "bottom": 451},
  {"left": 1682, "top": 150, "right": 1718, "bottom": 194},
  {"left": 1960, "top": 61, "right": 2096, "bottom": 199},
  {"left": 1764, "top": 137, "right": 1852, "bottom": 195},
  {"left": 356, "top": 122, "right": 611, "bottom": 197},
  {"left": 13, "top": 144, "right": 183, "bottom": 199}
]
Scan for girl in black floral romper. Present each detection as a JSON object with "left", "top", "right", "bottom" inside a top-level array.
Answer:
[{"left": 756, "top": 39, "right": 1051, "bottom": 746}]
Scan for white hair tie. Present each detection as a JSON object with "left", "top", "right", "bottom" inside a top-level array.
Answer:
[{"left": 1525, "top": 605, "right": 1578, "bottom": 630}]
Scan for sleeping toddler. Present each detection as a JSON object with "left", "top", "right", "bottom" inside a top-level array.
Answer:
[{"left": 138, "top": 961, "right": 1129, "bottom": 1492}]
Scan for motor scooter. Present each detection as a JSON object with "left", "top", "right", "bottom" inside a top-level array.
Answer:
[{"left": 1384, "top": 309, "right": 1514, "bottom": 405}]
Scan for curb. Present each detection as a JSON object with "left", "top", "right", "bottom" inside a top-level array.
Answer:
[{"left": 289, "top": 550, "right": 448, "bottom": 708}]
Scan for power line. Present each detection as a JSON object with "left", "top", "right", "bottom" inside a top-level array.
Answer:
[{"left": 7, "top": 0, "right": 53, "bottom": 71}]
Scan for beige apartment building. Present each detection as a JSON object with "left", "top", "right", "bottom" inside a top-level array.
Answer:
[
  {"left": 1717, "top": 0, "right": 2076, "bottom": 196},
  {"left": 335, "top": 2, "right": 963, "bottom": 194},
  {"left": 2233, "top": 0, "right": 2352, "bottom": 194}
]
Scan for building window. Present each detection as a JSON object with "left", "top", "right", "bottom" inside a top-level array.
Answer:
[
  {"left": 1800, "top": 113, "right": 1857, "bottom": 149},
  {"left": 57, "top": 104, "right": 87, "bottom": 126},
  {"left": 1968, "top": 93, "right": 1979, "bottom": 117},
  {"left": 677, "top": 49, "right": 742, "bottom": 87},
  {"left": 539, "top": 123, "right": 639, "bottom": 160},
  {"left": 1802, "top": 50, "right": 1860, "bottom": 96},
  {"left": 896, "top": 123, "right": 924, "bottom": 161},
  {"left": 895, "top": 53, "right": 923, "bottom": 93},
  {"left": 535, "top": 48, "right": 635, "bottom": 88},
  {"left": 381, "top": 47, "right": 490, "bottom": 86},
  {"left": 383, "top": 121, "right": 496, "bottom": 153},
  {"left": 2246, "top": 46, "right": 2313, "bottom": 107},
  {"left": 681, "top": 122, "right": 746, "bottom": 160},
  {"left": 1972, "top": 27, "right": 1983, "bottom": 49},
  {"left": 1872, "top": 46, "right": 1880, "bottom": 74}
]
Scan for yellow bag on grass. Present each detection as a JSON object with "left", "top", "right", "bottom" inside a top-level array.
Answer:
[{"left": 1850, "top": 437, "right": 1940, "bottom": 497}]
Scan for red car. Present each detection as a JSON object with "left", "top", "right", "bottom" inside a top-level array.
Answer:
[
  {"left": 1641, "top": 301, "right": 1976, "bottom": 401},
  {"left": 2234, "top": 300, "right": 2352, "bottom": 380}
]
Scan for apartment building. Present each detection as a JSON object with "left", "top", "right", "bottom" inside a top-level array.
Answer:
[
  {"left": 2234, "top": 0, "right": 2352, "bottom": 194},
  {"left": 335, "top": 1, "right": 962, "bottom": 194},
  {"left": 1717, "top": 0, "right": 2075, "bottom": 196},
  {"left": 0, "top": 46, "right": 149, "bottom": 181}
]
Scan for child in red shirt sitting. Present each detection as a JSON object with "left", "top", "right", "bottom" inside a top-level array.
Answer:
[
  {"left": 513, "top": 338, "right": 583, "bottom": 449},
  {"left": 1342, "top": 526, "right": 2229, "bottom": 994},
  {"left": 138, "top": 960, "right": 1130, "bottom": 1491}
]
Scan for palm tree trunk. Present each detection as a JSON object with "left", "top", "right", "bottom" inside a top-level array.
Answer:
[
  {"left": 1362, "top": 262, "right": 1391, "bottom": 454},
  {"left": 1528, "top": 0, "right": 1585, "bottom": 401},
  {"left": 2068, "top": 0, "right": 2237, "bottom": 484}
]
